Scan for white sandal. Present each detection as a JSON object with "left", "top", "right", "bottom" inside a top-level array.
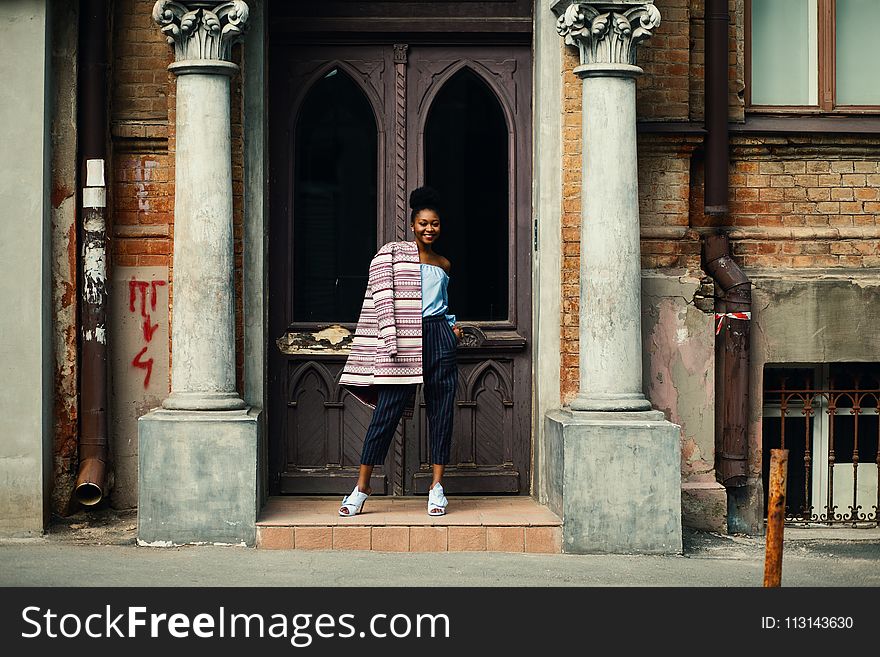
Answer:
[
  {"left": 428, "top": 483, "right": 448, "bottom": 516},
  {"left": 339, "top": 485, "right": 369, "bottom": 517}
]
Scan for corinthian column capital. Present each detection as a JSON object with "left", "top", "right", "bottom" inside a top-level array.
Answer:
[
  {"left": 552, "top": 1, "right": 661, "bottom": 70},
  {"left": 152, "top": 1, "right": 249, "bottom": 68}
]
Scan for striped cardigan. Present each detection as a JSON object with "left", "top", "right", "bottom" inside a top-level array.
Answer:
[{"left": 340, "top": 240, "right": 423, "bottom": 415}]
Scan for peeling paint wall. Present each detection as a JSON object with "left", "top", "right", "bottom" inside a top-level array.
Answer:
[
  {"left": 642, "top": 272, "right": 727, "bottom": 532},
  {"left": 49, "top": 0, "right": 79, "bottom": 515}
]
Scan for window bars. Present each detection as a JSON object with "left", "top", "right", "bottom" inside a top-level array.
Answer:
[{"left": 764, "top": 369, "right": 880, "bottom": 526}]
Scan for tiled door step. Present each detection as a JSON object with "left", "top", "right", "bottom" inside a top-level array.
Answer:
[{"left": 256, "top": 496, "right": 562, "bottom": 553}]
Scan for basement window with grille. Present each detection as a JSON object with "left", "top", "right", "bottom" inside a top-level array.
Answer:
[{"left": 762, "top": 363, "right": 880, "bottom": 526}]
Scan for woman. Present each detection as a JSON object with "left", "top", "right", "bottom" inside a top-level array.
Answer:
[{"left": 338, "top": 187, "right": 461, "bottom": 516}]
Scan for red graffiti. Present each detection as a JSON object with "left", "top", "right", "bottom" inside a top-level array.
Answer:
[
  {"left": 131, "top": 346, "right": 154, "bottom": 388},
  {"left": 128, "top": 278, "right": 166, "bottom": 389},
  {"left": 142, "top": 317, "right": 159, "bottom": 342},
  {"left": 129, "top": 280, "right": 149, "bottom": 316},
  {"left": 129, "top": 279, "right": 166, "bottom": 317}
]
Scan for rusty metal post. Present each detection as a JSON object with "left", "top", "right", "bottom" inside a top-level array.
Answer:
[{"left": 763, "top": 448, "right": 789, "bottom": 587}]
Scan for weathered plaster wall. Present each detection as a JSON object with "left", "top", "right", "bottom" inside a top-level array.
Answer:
[
  {"left": 49, "top": 0, "right": 79, "bottom": 515},
  {"left": 642, "top": 273, "right": 725, "bottom": 532},
  {"left": 741, "top": 273, "right": 880, "bottom": 533},
  {"left": 0, "top": 0, "right": 53, "bottom": 535},
  {"left": 109, "top": 266, "right": 170, "bottom": 508}
]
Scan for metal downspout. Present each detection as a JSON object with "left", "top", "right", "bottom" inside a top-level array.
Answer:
[
  {"left": 704, "top": 0, "right": 729, "bottom": 215},
  {"left": 702, "top": 233, "right": 751, "bottom": 490},
  {"left": 74, "top": 0, "right": 111, "bottom": 506}
]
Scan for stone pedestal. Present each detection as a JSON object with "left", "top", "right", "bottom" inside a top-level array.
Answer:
[
  {"left": 549, "top": 1, "right": 682, "bottom": 553},
  {"left": 138, "top": 409, "right": 260, "bottom": 546},
  {"left": 545, "top": 410, "right": 681, "bottom": 553},
  {"left": 138, "top": 1, "right": 256, "bottom": 546}
]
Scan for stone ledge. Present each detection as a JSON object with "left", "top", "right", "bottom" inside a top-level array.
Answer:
[
  {"left": 255, "top": 496, "right": 562, "bottom": 553},
  {"left": 681, "top": 481, "right": 727, "bottom": 534},
  {"left": 256, "top": 525, "right": 562, "bottom": 554}
]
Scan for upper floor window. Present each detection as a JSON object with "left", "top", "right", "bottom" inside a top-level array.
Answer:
[{"left": 748, "top": 0, "right": 880, "bottom": 111}]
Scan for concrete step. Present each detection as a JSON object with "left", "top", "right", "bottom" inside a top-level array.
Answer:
[{"left": 256, "top": 496, "right": 562, "bottom": 553}]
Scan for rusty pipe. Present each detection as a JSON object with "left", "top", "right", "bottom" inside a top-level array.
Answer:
[
  {"left": 702, "top": 233, "right": 750, "bottom": 488},
  {"left": 75, "top": 0, "right": 111, "bottom": 506},
  {"left": 704, "top": 0, "right": 729, "bottom": 215}
]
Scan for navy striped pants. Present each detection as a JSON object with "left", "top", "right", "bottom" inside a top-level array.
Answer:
[{"left": 360, "top": 314, "right": 458, "bottom": 465}]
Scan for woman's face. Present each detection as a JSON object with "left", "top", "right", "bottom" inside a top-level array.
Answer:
[{"left": 411, "top": 209, "right": 441, "bottom": 246}]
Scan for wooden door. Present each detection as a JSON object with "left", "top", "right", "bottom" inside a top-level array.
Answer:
[{"left": 268, "top": 41, "right": 532, "bottom": 495}]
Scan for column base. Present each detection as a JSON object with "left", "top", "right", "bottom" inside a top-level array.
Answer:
[
  {"left": 544, "top": 408, "right": 682, "bottom": 554},
  {"left": 137, "top": 407, "right": 261, "bottom": 546},
  {"left": 162, "top": 391, "right": 247, "bottom": 411},
  {"left": 569, "top": 392, "right": 653, "bottom": 412}
]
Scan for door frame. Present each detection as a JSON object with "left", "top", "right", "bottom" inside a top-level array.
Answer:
[{"left": 243, "top": 0, "right": 565, "bottom": 503}]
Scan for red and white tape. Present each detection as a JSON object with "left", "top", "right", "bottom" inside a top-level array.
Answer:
[{"left": 714, "top": 311, "right": 751, "bottom": 335}]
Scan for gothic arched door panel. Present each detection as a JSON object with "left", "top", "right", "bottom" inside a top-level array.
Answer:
[
  {"left": 269, "top": 42, "right": 532, "bottom": 496},
  {"left": 404, "top": 46, "right": 531, "bottom": 493}
]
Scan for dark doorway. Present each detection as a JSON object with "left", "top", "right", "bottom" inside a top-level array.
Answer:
[
  {"left": 425, "top": 68, "right": 509, "bottom": 321},
  {"left": 268, "top": 4, "right": 533, "bottom": 497},
  {"left": 293, "top": 68, "right": 377, "bottom": 323}
]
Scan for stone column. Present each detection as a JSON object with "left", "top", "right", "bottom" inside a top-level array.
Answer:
[
  {"left": 154, "top": 0, "right": 248, "bottom": 411},
  {"left": 138, "top": 1, "right": 260, "bottom": 547},
  {"left": 557, "top": 0, "right": 660, "bottom": 412},
  {"left": 545, "top": 1, "right": 681, "bottom": 553}
]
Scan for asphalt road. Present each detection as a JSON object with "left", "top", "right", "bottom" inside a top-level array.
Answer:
[{"left": 2, "top": 527, "right": 878, "bottom": 587}]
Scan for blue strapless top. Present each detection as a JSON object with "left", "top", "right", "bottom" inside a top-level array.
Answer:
[{"left": 420, "top": 264, "right": 456, "bottom": 327}]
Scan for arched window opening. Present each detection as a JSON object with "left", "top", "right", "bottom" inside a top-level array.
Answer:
[
  {"left": 425, "top": 68, "right": 509, "bottom": 321},
  {"left": 293, "top": 68, "right": 378, "bottom": 322}
]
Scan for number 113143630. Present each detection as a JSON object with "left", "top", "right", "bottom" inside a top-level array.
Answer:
[{"left": 762, "top": 616, "right": 854, "bottom": 630}]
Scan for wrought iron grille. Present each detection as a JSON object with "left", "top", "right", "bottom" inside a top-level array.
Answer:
[{"left": 763, "top": 365, "right": 880, "bottom": 527}]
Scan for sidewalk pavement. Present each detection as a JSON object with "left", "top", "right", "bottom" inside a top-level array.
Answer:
[{"left": 1, "top": 509, "right": 878, "bottom": 587}]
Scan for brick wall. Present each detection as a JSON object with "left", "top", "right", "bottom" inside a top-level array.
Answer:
[
  {"left": 50, "top": 1, "right": 79, "bottom": 514},
  {"left": 636, "top": 0, "right": 744, "bottom": 122},
  {"left": 561, "top": 46, "right": 582, "bottom": 403},
  {"left": 685, "top": 0, "right": 745, "bottom": 124},
  {"left": 724, "top": 144, "right": 880, "bottom": 269},
  {"left": 637, "top": 0, "right": 690, "bottom": 121},
  {"left": 111, "top": 0, "right": 176, "bottom": 392},
  {"left": 638, "top": 136, "right": 701, "bottom": 270},
  {"left": 111, "top": 0, "right": 246, "bottom": 397}
]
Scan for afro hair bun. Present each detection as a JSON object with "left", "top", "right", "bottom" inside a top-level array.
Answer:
[{"left": 409, "top": 186, "right": 442, "bottom": 213}]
